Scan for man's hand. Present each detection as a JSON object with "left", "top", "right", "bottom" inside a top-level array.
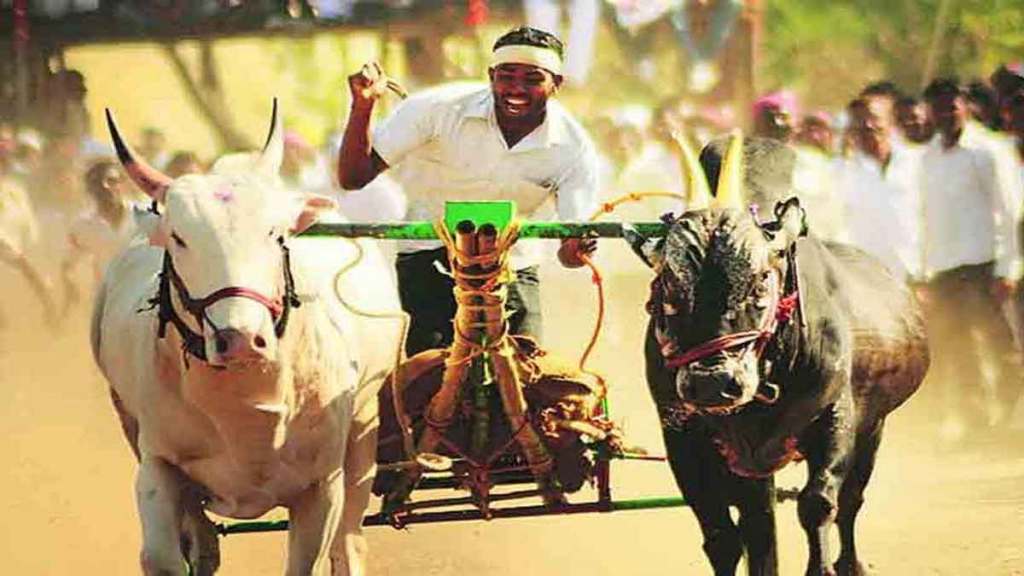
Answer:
[
  {"left": 991, "top": 277, "right": 1017, "bottom": 304},
  {"left": 558, "top": 234, "right": 598, "bottom": 269},
  {"left": 348, "top": 62, "right": 390, "bottom": 107}
]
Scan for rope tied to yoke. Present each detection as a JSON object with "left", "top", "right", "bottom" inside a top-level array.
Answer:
[
  {"left": 579, "top": 191, "right": 690, "bottom": 388},
  {"left": 329, "top": 238, "right": 417, "bottom": 461},
  {"left": 432, "top": 219, "right": 523, "bottom": 368}
]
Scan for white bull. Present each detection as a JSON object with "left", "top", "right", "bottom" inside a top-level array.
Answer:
[{"left": 91, "top": 102, "right": 401, "bottom": 575}]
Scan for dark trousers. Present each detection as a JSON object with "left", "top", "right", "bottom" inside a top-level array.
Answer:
[
  {"left": 924, "top": 262, "right": 1023, "bottom": 429},
  {"left": 395, "top": 248, "right": 543, "bottom": 357}
]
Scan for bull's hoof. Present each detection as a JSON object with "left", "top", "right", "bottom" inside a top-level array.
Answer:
[
  {"left": 537, "top": 474, "right": 568, "bottom": 508},
  {"left": 834, "top": 556, "right": 873, "bottom": 576}
]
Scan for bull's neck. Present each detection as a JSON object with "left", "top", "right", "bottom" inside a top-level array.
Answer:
[{"left": 159, "top": 311, "right": 296, "bottom": 429}]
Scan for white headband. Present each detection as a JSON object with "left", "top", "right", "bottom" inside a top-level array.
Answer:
[{"left": 490, "top": 45, "right": 563, "bottom": 75}]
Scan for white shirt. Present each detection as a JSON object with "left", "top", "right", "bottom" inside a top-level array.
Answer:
[
  {"left": 978, "top": 128, "right": 1024, "bottom": 226},
  {"left": 920, "top": 121, "right": 1023, "bottom": 281},
  {"left": 791, "top": 146, "right": 848, "bottom": 243},
  {"left": 836, "top": 148, "right": 923, "bottom": 280},
  {"left": 611, "top": 140, "right": 687, "bottom": 221},
  {"left": 334, "top": 173, "right": 407, "bottom": 224},
  {"left": 0, "top": 175, "right": 39, "bottom": 256},
  {"left": 67, "top": 208, "right": 138, "bottom": 281},
  {"left": 373, "top": 83, "right": 599, "bottom": 267}
]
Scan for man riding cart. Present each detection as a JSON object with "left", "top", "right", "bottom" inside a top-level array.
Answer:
[
  {"left": 337, "top": 26, "right": 612, "bottom": 514},
  {"left": 338, "top": 25, "right": 599, "bottom": 355}
]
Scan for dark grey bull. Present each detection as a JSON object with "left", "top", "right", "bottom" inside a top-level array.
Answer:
[{"left": 628, "top": 135, "right": 929, "bottom": 575}]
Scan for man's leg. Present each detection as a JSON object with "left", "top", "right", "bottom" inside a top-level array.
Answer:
[
  {"left": 395, "top": 248, "right": 457, "bottom": 356},
  {"left": 927, "top": 269, "right": 986, "bottom": 441},
  {"left": 506, "top": 266, "right": 543, "bottom": 342},
  {"left": 971, "top": 274, "right": 1024, "bottom": 429}
]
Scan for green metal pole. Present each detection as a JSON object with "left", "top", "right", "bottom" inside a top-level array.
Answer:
[
  {"left": 304, "top": 221, "right": 669, "bottom": 240},
  {"left": 609, "top": 497, "right": 689, "bottom": 511}
]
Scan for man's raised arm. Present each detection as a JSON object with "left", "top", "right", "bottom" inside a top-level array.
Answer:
[{"left": 338, "top": 62, "right": 390, "bottom": 190}]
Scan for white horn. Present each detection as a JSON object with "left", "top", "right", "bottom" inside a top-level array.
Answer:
[{"left": 712, "top": 129, "right": 745, "bottom": 210}]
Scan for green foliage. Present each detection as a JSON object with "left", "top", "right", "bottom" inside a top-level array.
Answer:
[
  {"left": 267, "top": 33, "right": 370, "bottom": 148},
  {"left": 762, "top": 0, "right": 1024, "bottom": 107},
  {"left": 763, "top": 0, "right": 881, "bottom": 108}
]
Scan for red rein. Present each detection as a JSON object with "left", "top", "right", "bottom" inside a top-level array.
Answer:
[
  {"left": 662, "top": 288, "right": 799, "bottom": 370},
  {"left": 189, "top": 286, "right": 284, "bottom": 320}
]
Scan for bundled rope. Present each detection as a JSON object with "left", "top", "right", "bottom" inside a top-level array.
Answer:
[{"left": 432, "top": 219, "right": 522, "bottom": 367}]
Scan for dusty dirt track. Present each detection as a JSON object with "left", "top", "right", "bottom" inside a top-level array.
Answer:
[{"left": 2, "top": 245, "right": 1023, "bottom": 575}]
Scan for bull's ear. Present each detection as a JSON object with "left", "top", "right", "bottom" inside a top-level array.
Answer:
[
  {"left": 291, "top": 194, "right": 337, "bottom": 235},
  {"left": 623, "top": 224, "right": 664, "bottom": 270},
  {"left": 131, "top": 204, "right": 169, "bottom": 246},
  {"left": 767, "top": 197, "right": 806, "bottom": 252},
  {"left": 132, "top": 204, "right": 159, "bottom": 236}
]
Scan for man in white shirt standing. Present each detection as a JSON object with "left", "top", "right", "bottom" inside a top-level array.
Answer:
[
  {"left": 920, "top": 78, "right": 1024, "bottom": 441},
  {"left": 338, "top": 26, "right": 598, "bottom": 355},
  {"left": 837, "top": 96, "right": 923, "bottom": 282}
]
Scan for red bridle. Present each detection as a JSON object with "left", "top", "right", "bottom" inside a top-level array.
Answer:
[
  {"left": 169, "top": 269, "right": 285, "bottom": 323},
  {"left": 153, "top": 238, "right": 299, "bottom": 363}
]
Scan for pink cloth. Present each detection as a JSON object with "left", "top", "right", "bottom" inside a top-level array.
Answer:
[
  {"left": 284, "top": 130, "right": 311, "bottom": 151},
  {"left": 752, "top": 90, "right": 799, "bottom": 118}
]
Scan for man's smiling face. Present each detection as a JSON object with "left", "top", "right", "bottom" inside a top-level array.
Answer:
[{"left": 489, "top": 63, "right": 561, "bottom": 124}]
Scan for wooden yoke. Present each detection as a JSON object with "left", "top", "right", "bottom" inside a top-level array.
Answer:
[
  {"left": 384, "top": 215, "right": 562, "bottom": 515},
  {"left": 415, "top": 220, "right": 479, "bottom": 456},
  {"left": 473, "top": 224, "right": 558, "bottom": 501}
]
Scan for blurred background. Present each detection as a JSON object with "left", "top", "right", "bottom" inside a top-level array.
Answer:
[{"left": 2, "top": 0, "right": 1021, "bottom": 157}]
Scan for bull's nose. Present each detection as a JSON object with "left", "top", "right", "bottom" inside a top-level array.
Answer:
[
  {"left": 720, "top": 379, "right": 743, "bottom": 400},
  {"left": 213, "top": 328, "right": 269, "bottom": 362},
  {"left": 685, "top": 372, "right": 743, "bottom": 406}
]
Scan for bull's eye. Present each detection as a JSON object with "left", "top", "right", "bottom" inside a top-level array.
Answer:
[{"left": 171, "top": 232, "right": 188, "bottom": 249}]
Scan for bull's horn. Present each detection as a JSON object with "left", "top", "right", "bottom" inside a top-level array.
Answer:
[
  {"left": 105, "top": 109, "right": 172, "bottom": 203},
  {"left": 670, "top": 130, "right": 712, "bottom": 210},
  {"left": 256, "top": 98, "right": 284, "bottom": 176},
  {"left": 712, "top": 129, "right": 744, "bottom": 210}
]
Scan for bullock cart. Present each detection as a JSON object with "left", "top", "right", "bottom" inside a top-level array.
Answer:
[{"left": 218, "top": 200, "right": 797, "bottom": 538}]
